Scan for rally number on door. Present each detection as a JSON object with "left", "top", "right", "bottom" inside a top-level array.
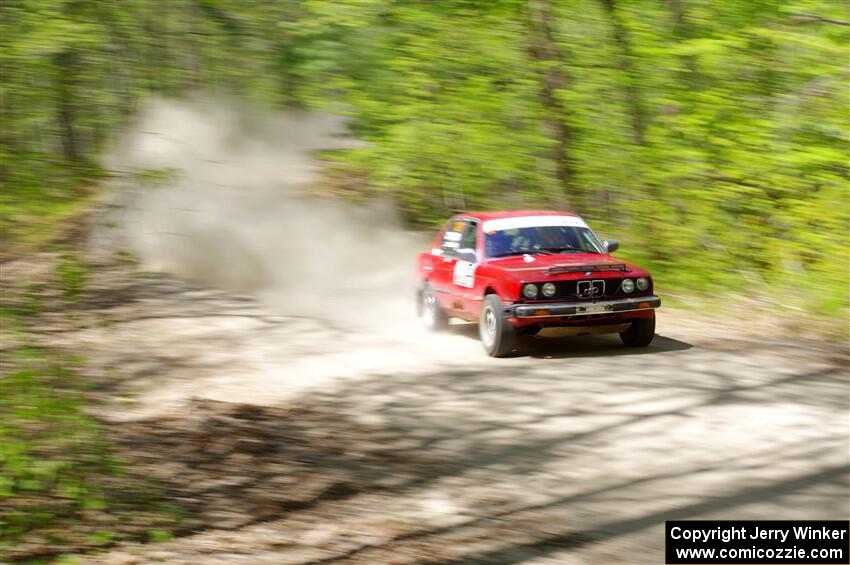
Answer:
[{"left": 453, "top": 261, "right": 477, "bottom": 288}]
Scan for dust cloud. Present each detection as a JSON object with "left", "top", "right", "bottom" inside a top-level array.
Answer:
[{"left": 99, "top": 97, "right": 422, "bottom": 330}]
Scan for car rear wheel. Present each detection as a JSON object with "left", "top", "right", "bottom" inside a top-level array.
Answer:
[
  {"left": 420, "top": 284, "right": 448, "bottom": 331},
  {"left": 480, "top": 294, "right": 516, "bottom": 357},
  {"left": 619, "top": 315, "right": 655, "bottom": 347}
]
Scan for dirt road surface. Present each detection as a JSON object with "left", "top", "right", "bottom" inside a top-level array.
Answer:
[
  {"left": 11, "top": 100, "right": 845, "bottom": 563},
  {"left": 33, "top": 261, "right": 846, "bottom": 565}
]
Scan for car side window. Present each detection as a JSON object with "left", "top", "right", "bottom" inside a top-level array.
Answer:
[
  {"left": 439, "top": 219, "right": 465, "bottom": 256},
  {"left": 457, "top": 221, "right": 478, "bottom": 262},
  {"left": 438, "top": 219, "right": 478, "bottom": 261}
]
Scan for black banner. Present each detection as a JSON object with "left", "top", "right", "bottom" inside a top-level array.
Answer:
[{"left": 666, "top": 520, "right": 849, "bottom": 564}]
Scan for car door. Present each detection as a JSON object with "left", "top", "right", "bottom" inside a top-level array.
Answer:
[
  {"left": 429, "top": 218, "right": 467, "bottom": 312},
  {"left": 451, "top": 220, "right": 481, "bottom": 312}
]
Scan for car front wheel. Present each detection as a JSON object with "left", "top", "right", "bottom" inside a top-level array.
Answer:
[
  {"left": 619, "top": 315, "right": 655, "bottom": 347},
  {"left": 480, "top": 294, "right": 516, "bottom": 357}
]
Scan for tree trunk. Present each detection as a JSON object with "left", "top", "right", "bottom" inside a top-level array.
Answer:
[
  {"left": 54, "top": 49, "right": 81, "bottom": 163},
  {"left": 525, "top": 0, "right": 583, "bottom": 212},
  {"left": 666, "top": 0, "right": 700, "bottom": 87},
  {"left": 600, "top": 0, "right": 647, "bottom": 145}
]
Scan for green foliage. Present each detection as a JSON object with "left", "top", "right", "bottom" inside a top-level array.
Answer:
[
  {"left": 54, "top": 248, "right": 88, "bottom": 299},
  {"left": 0, "top": 154, "right": 103, "bottom": 253},
  {"left": 147, "top": 529, "right": 174, "bottom": 543},
  {"left": 131, "top": 168, "right": 182, "bottom": 188},
  {"left": 1, "top": 356, "right": 110, "bottom": 541},
  {"left": 1, "top": 0, "right": 847, "bottom": 325},
  {"left": 0, "top": 308, "right": 184, "bottom": 555},
  {"left": 306, "top": 0, "right": 850, "bottom": 324}
]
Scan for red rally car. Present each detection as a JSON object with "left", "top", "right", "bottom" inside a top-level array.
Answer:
[{"left": 416, "top": 210, "right": 661, "bottom": 357}]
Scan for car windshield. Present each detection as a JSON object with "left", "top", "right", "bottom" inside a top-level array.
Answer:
[{"left": 484, "top": 222, "right": 605, "bottom": 258}]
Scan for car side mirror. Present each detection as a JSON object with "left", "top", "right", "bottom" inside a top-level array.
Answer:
[
  {"left": 604, "top": 240, "right": 620, "bottom": 254},
  {"left": 456, "top": 249, "right": 478, "bottom": 263}
]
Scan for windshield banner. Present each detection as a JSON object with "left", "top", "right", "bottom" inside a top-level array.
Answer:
[{"left": 482, "top": 215, "right": 588, "bottom": 233}]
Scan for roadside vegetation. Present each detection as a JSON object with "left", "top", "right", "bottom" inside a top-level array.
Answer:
[
  {"left": 0, "top": 256, "right": 184, "bottom": 561},
  {"left": 2, "top": 0, "right": 847, "bottom": 330},
  {"left": 0, "top": 162, "right": 104, "bottom": 259}
]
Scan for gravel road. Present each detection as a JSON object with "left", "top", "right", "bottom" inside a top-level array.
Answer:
[
  {"left": 5, "top": 99, "right": 845, "bottom": 564},
  {"left": 40, "top": 264, "right": 846, "bottom": 565}
]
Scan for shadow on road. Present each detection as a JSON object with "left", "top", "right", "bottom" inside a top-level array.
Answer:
[
  {"left": 447, "top": 322, "right": 692, "bottom": 358},
  {"left": 36, "top": 268, "right": 846, "bottom": 563},
  {"left": 102, "top": 346, "right": 848, "bottom": 563}
]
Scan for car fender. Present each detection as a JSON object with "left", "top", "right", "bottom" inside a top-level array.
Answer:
[{"left": 474, "top": 263, "right": 520, "bottom": 304}]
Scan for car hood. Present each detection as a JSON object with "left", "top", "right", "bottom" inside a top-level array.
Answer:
[{"left": 487, "top": 253, "right": 649, "bottom": 279}]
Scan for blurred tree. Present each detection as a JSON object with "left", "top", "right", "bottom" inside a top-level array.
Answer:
[
  {"left": 526, "top": 0, "right": 577, "bottom": 209},
  {"left": 0, "top": 0, "right": 847, "bottom": 320}
]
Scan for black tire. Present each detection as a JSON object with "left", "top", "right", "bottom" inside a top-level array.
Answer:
[
  {"left": 479, "top": 294, "right": 516, "bottom": 357},
  {"left": 620, "top": 315, "right": 656, "bottom": 347},
  {"left": 419, "top": 284, "right": 449, "bottom": 331}
]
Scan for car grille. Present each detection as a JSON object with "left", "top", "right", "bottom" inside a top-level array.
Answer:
[{"left": 539, "top": 278, "right": 652, "bottom": 301}]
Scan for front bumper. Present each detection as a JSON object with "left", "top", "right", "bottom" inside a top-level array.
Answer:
[{"left": 509, "top": 295, "right": 661, "bottom": 318}]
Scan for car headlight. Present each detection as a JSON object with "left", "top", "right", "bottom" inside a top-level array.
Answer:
[
  {"left": 636, "top": 277, "right": 649, "bottom": 291},
  {"left": 621, "top": 278, "right": 635, "bottom": 293},
  {"left": 542, "top": 282, "right": 557, "bottom": 297},
  {"left": 522, "top": 283, "right": 539, "bottom": 299}
]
